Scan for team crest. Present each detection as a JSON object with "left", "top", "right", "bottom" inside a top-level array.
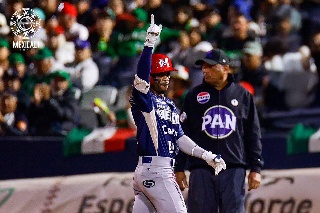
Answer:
[{"left": 158, "top": 58, "right": 170, "bottom": 68}]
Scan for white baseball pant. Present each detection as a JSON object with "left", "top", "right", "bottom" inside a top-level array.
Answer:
[{"left": 132, "top": 156, "right": 187, "bottom": 213}]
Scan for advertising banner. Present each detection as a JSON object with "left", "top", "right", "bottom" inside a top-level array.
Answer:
[{"left": 1, "top": 168, "right": 319, "bottom": 213}]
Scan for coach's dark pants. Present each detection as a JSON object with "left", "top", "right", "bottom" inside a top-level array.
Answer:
[{"left": 187, "top": 167, "right": 246, "bottom": 213}]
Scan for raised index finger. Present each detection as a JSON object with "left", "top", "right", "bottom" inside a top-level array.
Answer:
[{"left": 151, "top": 14, "right": 154, "bottom": 26}]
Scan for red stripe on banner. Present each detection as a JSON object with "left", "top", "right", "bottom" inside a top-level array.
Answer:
[{"left": 104, "top": 128, "right": 136, "bottom": 152}]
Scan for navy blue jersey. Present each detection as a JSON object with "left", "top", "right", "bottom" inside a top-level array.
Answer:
[
  {"left": 130, "top": 47, "right": 184, "bottom": 158},
  {"left": 177, "top": 80, "right": 263, "bottom": 172}
]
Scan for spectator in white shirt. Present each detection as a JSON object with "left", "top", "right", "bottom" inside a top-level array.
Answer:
[{"left": 65, "top": 39, "right": 99, "bottom": 92}]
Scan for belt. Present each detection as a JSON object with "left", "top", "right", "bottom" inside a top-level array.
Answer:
[{"left": 138, "top": 156, "right": 175, "bottom": 167}]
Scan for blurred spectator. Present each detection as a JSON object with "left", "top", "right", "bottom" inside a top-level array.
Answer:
[
  {"left": 173, "top": 5, "right": 197, "bottom": 31},
  {"left": 0, "top": 38, "right": 10, "bottom": 72},
  {"left": 22, "top": 47, "right": 64, "bottom": 96},
  {"left": 32, "top": 7, "right": 48, "bottom": 44},
  {"left": 189, "top": 0, "right": 216, "bottom": 18},
  {"left": 168, "top": 31, "right": 191, "bottom": 65},
  {"left": 200, "top": 8, "right": 227, "bottom": 48},
  {"left": 309, "top": 30, "right": 320, "bottom": 106},
  {"left": 300, "top": 0, "right": 320, "bottom": 44},
  {"left": 8, "top": 53, "right": 27, "bottom": 82},
  {"left": 46, "top": 26, "right": 75, "bottom": 65},
  {"left": 27, "top": 70, "right": 79, "bottom": 136},
  {"left": 265, "top": 15, "right": 302, "bottom": 52},
  {"left": 88, "top": 10, "right": 116, "bottom": 53},
  {"left": 238, "top": 41, "right": 270, "bottom": 110},
  {"left": 144, "top": 0, "right": 176, "bottom": 28},
  {"left": 58, "top": 1, "right": 89, "bottom": 41},
  {"left": 76, "top": 0, "right": 95, "bottom": 29},
  {"left": 65, "top": 39, "right": 99, "bottom": 92},
  {"left": 219, "top": 12, "right": 259, "bottom": 73},
  {"left": 108, "top": 0, "right": 125, "bottom": 17},
  {"left": 266, "top": 0, "right": 302, "bottom": 35},
  {"left": 38, "top": 0, "right": 59, "bottom": 21},
  {"left": 88, "top": 11, "right": 117, "bottom": 85},
  {"left": 0, "top": 78, "right": 4, "bottom": 94},
  {"left": 309, "top": 30, "right": 320, "bottom": 78},
  {"left": 4, "top": 0, "right": 24, "bottom": 19},
  {"left": 3, "top": 69, "right": 30, "bottom": 113},
  {"left": 0, "top": 13, "right": 10, "bottom": 36},
  {"left": 167, "top": 64, "right": 190, "bottom": 112},
  {"left": 263, "top": 38, "right": 314, "bottom": 73},
  {"left": 0, "top": 91, "right": 28, "bottom": 136},
  {"left": 180, "top": 27, "right": 213, "bottom": 87}
]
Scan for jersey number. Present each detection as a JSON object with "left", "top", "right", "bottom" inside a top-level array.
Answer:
[{"left": 168, "top": 141, "right": 175, "bottom": 154}]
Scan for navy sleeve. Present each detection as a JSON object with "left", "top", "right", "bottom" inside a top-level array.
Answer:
[
  {"left": 136, "top": 46, "right": 153, "bottom": 82},
  {"left": 244, "top": 94, "right": 264, "bottom": 173}
]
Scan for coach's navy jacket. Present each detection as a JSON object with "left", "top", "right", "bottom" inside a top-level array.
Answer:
[{"left": 175, "top": 78, "right": 263, "bottom": 173}]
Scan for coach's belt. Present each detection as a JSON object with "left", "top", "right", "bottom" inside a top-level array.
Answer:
[{"left": 139, "top": 156, "right": 175, "bottom": 167}]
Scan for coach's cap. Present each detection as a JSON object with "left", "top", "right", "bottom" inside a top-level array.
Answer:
[
  {"left": 195, "top": 49, "right": 230, "bottom": 66},
  {"left": 74, "top": 39, "right": 91, "bottom": 49},
  {"left": 243, "top": 41, "right": 263, "bottom": 56},
  {"left": 9, "top": 53, "right": 25, "bottom": 65},
  {"left": 34, "top": 47, "right": 54, "bottom": 60}
]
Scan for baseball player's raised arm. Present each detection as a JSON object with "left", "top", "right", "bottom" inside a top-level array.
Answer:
[{"left": 134, "top": 14, "right": 162, "bottom": 93}]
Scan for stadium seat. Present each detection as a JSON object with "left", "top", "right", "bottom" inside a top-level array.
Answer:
[
  {"left": 78, "top": 108, "right": 100, "bottom": 129},
  {"left": 80, "top": 85, "right": 118, "bottom": 110}
]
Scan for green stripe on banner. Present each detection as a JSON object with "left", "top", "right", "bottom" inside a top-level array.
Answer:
[
  {"left": 287, "top": 123, "right": 318, "bottom": 155},
  {"left": 63, "top": 127, "right": 92, "bottom": 156}
]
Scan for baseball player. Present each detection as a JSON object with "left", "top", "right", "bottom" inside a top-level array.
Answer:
[{"left": 130, "top": 15, "right": 226, "bottom": 213}]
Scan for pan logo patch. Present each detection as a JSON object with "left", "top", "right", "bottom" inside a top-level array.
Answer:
[{"left": 202, "top": 105, "right": 236, "bottom": 139}]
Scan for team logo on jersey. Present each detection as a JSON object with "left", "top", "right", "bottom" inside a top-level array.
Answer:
[
  {"left": 197, "top": 92, "right": 210, "bottom": 104},
  {"left": 143, "top": 180, "right": 155, "bottom": 188},
  {"left": 202, "top": 105, "right": 236, "bottom": 139}
]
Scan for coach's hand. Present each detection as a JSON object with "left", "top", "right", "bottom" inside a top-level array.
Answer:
[
  {"left": 202, "top": 151, "right": 226, "bottom": 175},
  {"left": 144, "top": 14, "right": 162, "bottom": 48},
  {"left": 248, "top": 171, "right": 261, "bottom": 191},
  {"left": 175, "top": 172, "right": 188, "bottom": 191}
]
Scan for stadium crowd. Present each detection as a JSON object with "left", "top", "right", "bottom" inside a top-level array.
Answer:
[{"left": 0, "top": 0, "right": 320, "bottom": 136}]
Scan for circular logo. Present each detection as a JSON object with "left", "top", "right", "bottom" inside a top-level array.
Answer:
[
  {"left": 10, "top": 8, "right": 41, "bottom": 39},
  {"left": 202, "top": 106, "right": 236, "bottom": 139},
  {"left": 197, "top": 92, "right": 210, "bottom": 104},
  {"left": 143, "top": 180, "right": 155, "bottom": 188},
  {"left": 231, "top": 99, "right": 238, "bottom": 106}
]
